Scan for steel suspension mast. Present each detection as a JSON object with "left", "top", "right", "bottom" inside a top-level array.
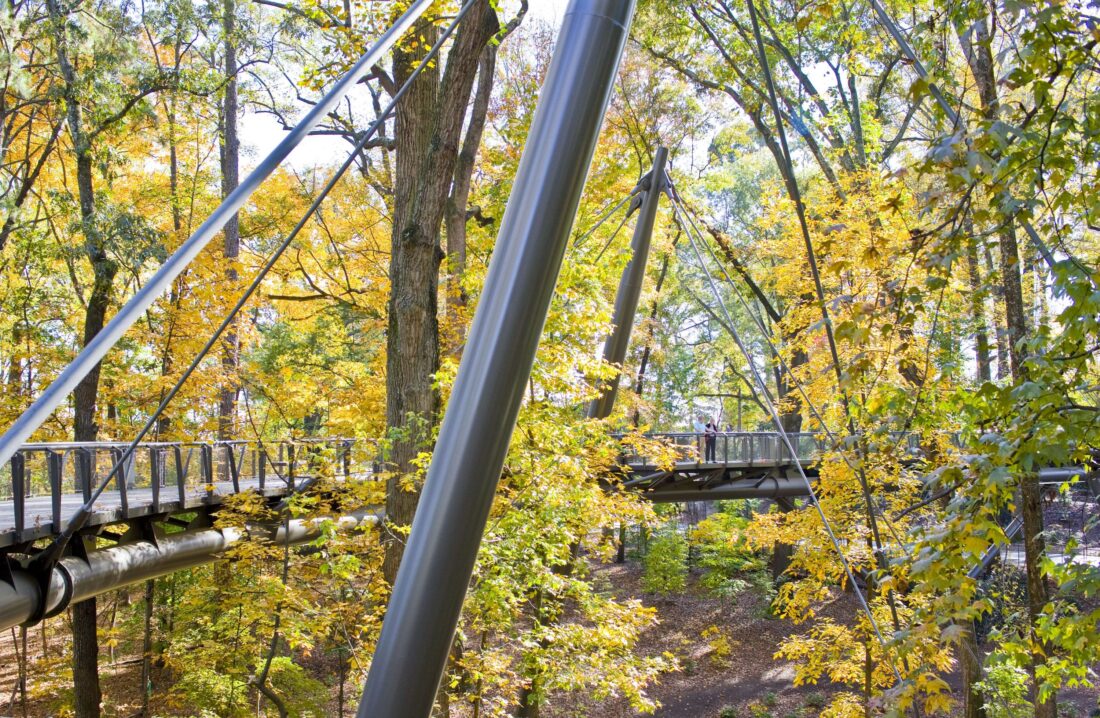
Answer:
[
  {"left": 356, "top": 1, "right": 636, "bottom": 715},
  {"left": 588, "top": 146, "right": 668, "bottom": 420}
]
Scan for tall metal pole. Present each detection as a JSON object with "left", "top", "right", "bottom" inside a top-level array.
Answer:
[
  {"left": 588, "top": 147, "right": 668, "bottom": 420},
  {"left": 0, "top": 0, "right": 436, "bottom": 466},
  {"left": 356, "top": 2, "right": 635, "bottom": 715}
]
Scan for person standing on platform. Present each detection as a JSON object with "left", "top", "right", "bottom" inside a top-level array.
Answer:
[
  {"left": 693, "top": 414, "right": 706, "bottom": 461},
  {"left": 704, "top": 417, "right": 718, "bottom": 462}
]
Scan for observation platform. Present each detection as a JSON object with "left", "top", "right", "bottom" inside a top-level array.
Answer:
[{"left": 616, "top": 432, "right": 1094, "bottom": 503}]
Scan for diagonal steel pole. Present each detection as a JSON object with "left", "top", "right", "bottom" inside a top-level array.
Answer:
[
  {"left": 357, "top": 1, "right": 636, "bottom": 715},
  {"left": 588, "top": 146, "right": 668, "bottom": 420},
  {"left": 0, "top": 0, "right": 437, "bottom": 466}
]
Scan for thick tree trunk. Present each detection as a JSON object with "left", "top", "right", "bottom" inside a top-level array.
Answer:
[
  {"left": 70, "top": 600, "right": 101, "bottom": 718},
  {"left": 770, "top": 499, "right": 795, "bottom": 581},
  {"left": 219, "top": 0, "right": 241, "bottom": 445},
  {"left": 383, "top": 1, "right": 500, "bottom": 585}
]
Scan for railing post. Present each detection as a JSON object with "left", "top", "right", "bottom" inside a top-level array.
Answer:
[
  {"left": 287, "top": 444, "right": 296, "bottom": 490},
  {"left": 11, "top": 453, "right": 25, "bottom": 541},
  {"left": 358, "top": 3, "right": 636, "bottom": 713},
  {"left": 112, "top": 448, "right": 129, "bottom": 515},
  {"left": 258, "top": 448, "right": 267, "bottom": 490},
  {"left": 173, "top": 446, "right": 186, "bottom": 505},
  {"left": 200, "top": 444, "right": 213, "bottom": 494},
  {"left": 47, "top": 450, "right": 62, "bottom": 529},
  {"left": 225, "top": 444, "right": 240, "bottom": 493},
  {"left": 76, "top": 448, "right": 93, "bottom": 503},
  {"left": 150, "top": 447, "right": 161, "bottom": 513}
]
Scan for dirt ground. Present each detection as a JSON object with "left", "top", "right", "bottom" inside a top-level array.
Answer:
[{"left": 540, "top": 561, "right": 1100, "bottom": 718}]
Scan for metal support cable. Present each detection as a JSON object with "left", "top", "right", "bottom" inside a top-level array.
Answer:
[
  {"left": 572, "top": 191, "right": 637, "bottom": 248},
  {"left": 0, "top": 0, "right": 439, "bottom": 468},
  {"left": 27, "top": 0, "right": 480, "bottom": 570},
  {"left": 678, "top": 223, "right": 903, "bottom": 683},
  {"left": 668, "top": 195, "right": 914, "bottom": 560},
  {"left": 590, "top": 206, "right": 633, "bottom": 264}
]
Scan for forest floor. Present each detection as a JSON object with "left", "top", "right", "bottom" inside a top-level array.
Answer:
[
  {"left": 0, "top": 555, "right": 1098, "bottom": 716},
  {"left": 541, "top": 560, "right": 1100, "bottom": 718}
]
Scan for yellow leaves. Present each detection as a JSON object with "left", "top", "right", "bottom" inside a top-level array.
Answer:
[
  {"left": 914, "top": 672, "right": 953, "bottom": 714},
  {"left": 820, "top": 692, "right": 865, "bottom": 718},
  {"left": 701, "top": 625, "right": 737, "bottom": 666}
]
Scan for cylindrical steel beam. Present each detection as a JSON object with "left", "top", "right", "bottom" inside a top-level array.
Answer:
[
  {"left": 0, "top": 0, "right": 436, "bottom": 467},
  {"left": 640, "top": 476, "right": 811, "bottom": 503},
  {"left": 357, "top": 2, "right": 636, "bottom": 715},
  {"left": 0, "top": 511, "right": 379, "bottom": 632},
  {"left": 588, "top": 147, "right": 668, "bottom": 420},
  {"left": 0, "top": 572, "right": 39, "bottom": 631}
]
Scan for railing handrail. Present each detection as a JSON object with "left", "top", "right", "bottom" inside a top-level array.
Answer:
[{"left": 13, "top": 437, "right": 362, "bottom": 451}]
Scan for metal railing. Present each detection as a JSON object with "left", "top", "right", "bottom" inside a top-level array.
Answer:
[
  {"left": 614, "top": 431, "right": 925, "bottom": 468},
  {"left": 0, "top": 438, "right": 377, "bottom": 543}
]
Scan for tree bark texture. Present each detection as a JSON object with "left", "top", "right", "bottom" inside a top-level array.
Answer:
[
  {"left": 46, "top": 1, "right": 113, "bottom": 713},
  {"left": 445, "top": 43, "right": 497, "bottom": 314},
  {"left": 383, "top": 1, "right": 500, "bottom": 585},
  {"left": 219, "top": 0, "right": 241, "bottom": 444}
]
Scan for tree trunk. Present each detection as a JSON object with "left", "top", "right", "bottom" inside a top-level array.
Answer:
[
  {"left": 959, "top": 622, "right": 987, "bottom": 718},
  {"left": 218, "top": 0, "right": 241, "bottom": 446},
  {"left": 984, "top": 245, "right": 1010, "bottom": 381},
  {"left": 959, "top": 16, "right": 1054, "bottom": 717},
  {"left": 444, "top": 43, "right": 496, "bottom": 317},
  {"left": 770, "top": 498, "right": 795, "bottom": 581},
  {"left": 47, "top": 0, "right": 114, "bottom": 713},
  {"left": 966, "top": 238, "right": 992, "bottom": 383},
  {"left": 998, "top": 221, "right": 1027, "bottom": 381},
  {"left": 382, "top": 1, "right": 499, "bottom": 585},
  {"left": 140, "top": 580, "right": 154, "bottom": 716},
  {"left": 70, "top": 600, "right": 102, "bottom": 718}
]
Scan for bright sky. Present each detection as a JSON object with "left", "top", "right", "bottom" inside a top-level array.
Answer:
[{"left": 244, "top": 1, "right": 568, "bottom": 171}]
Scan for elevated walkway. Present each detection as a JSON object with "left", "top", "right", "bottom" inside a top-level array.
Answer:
[
  {"left": 0, "top": 439, "right": 367, "bottom": 549},
  {"left": 617, "top": 432, "right": 1094, "bottom": 503},
  {"left": 0, "top": 433, "right": 1090, "bottom": 634}
]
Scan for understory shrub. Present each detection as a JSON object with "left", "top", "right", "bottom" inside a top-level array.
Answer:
[
  {"left": 690, "top": 507, "right": 768, "bottom": 597},
  {"left": 642, "top": 524, "right": 688, "bottom": 594},
  {"left": 975, "top": 662, "right": 1033, "bottom": 718}
]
